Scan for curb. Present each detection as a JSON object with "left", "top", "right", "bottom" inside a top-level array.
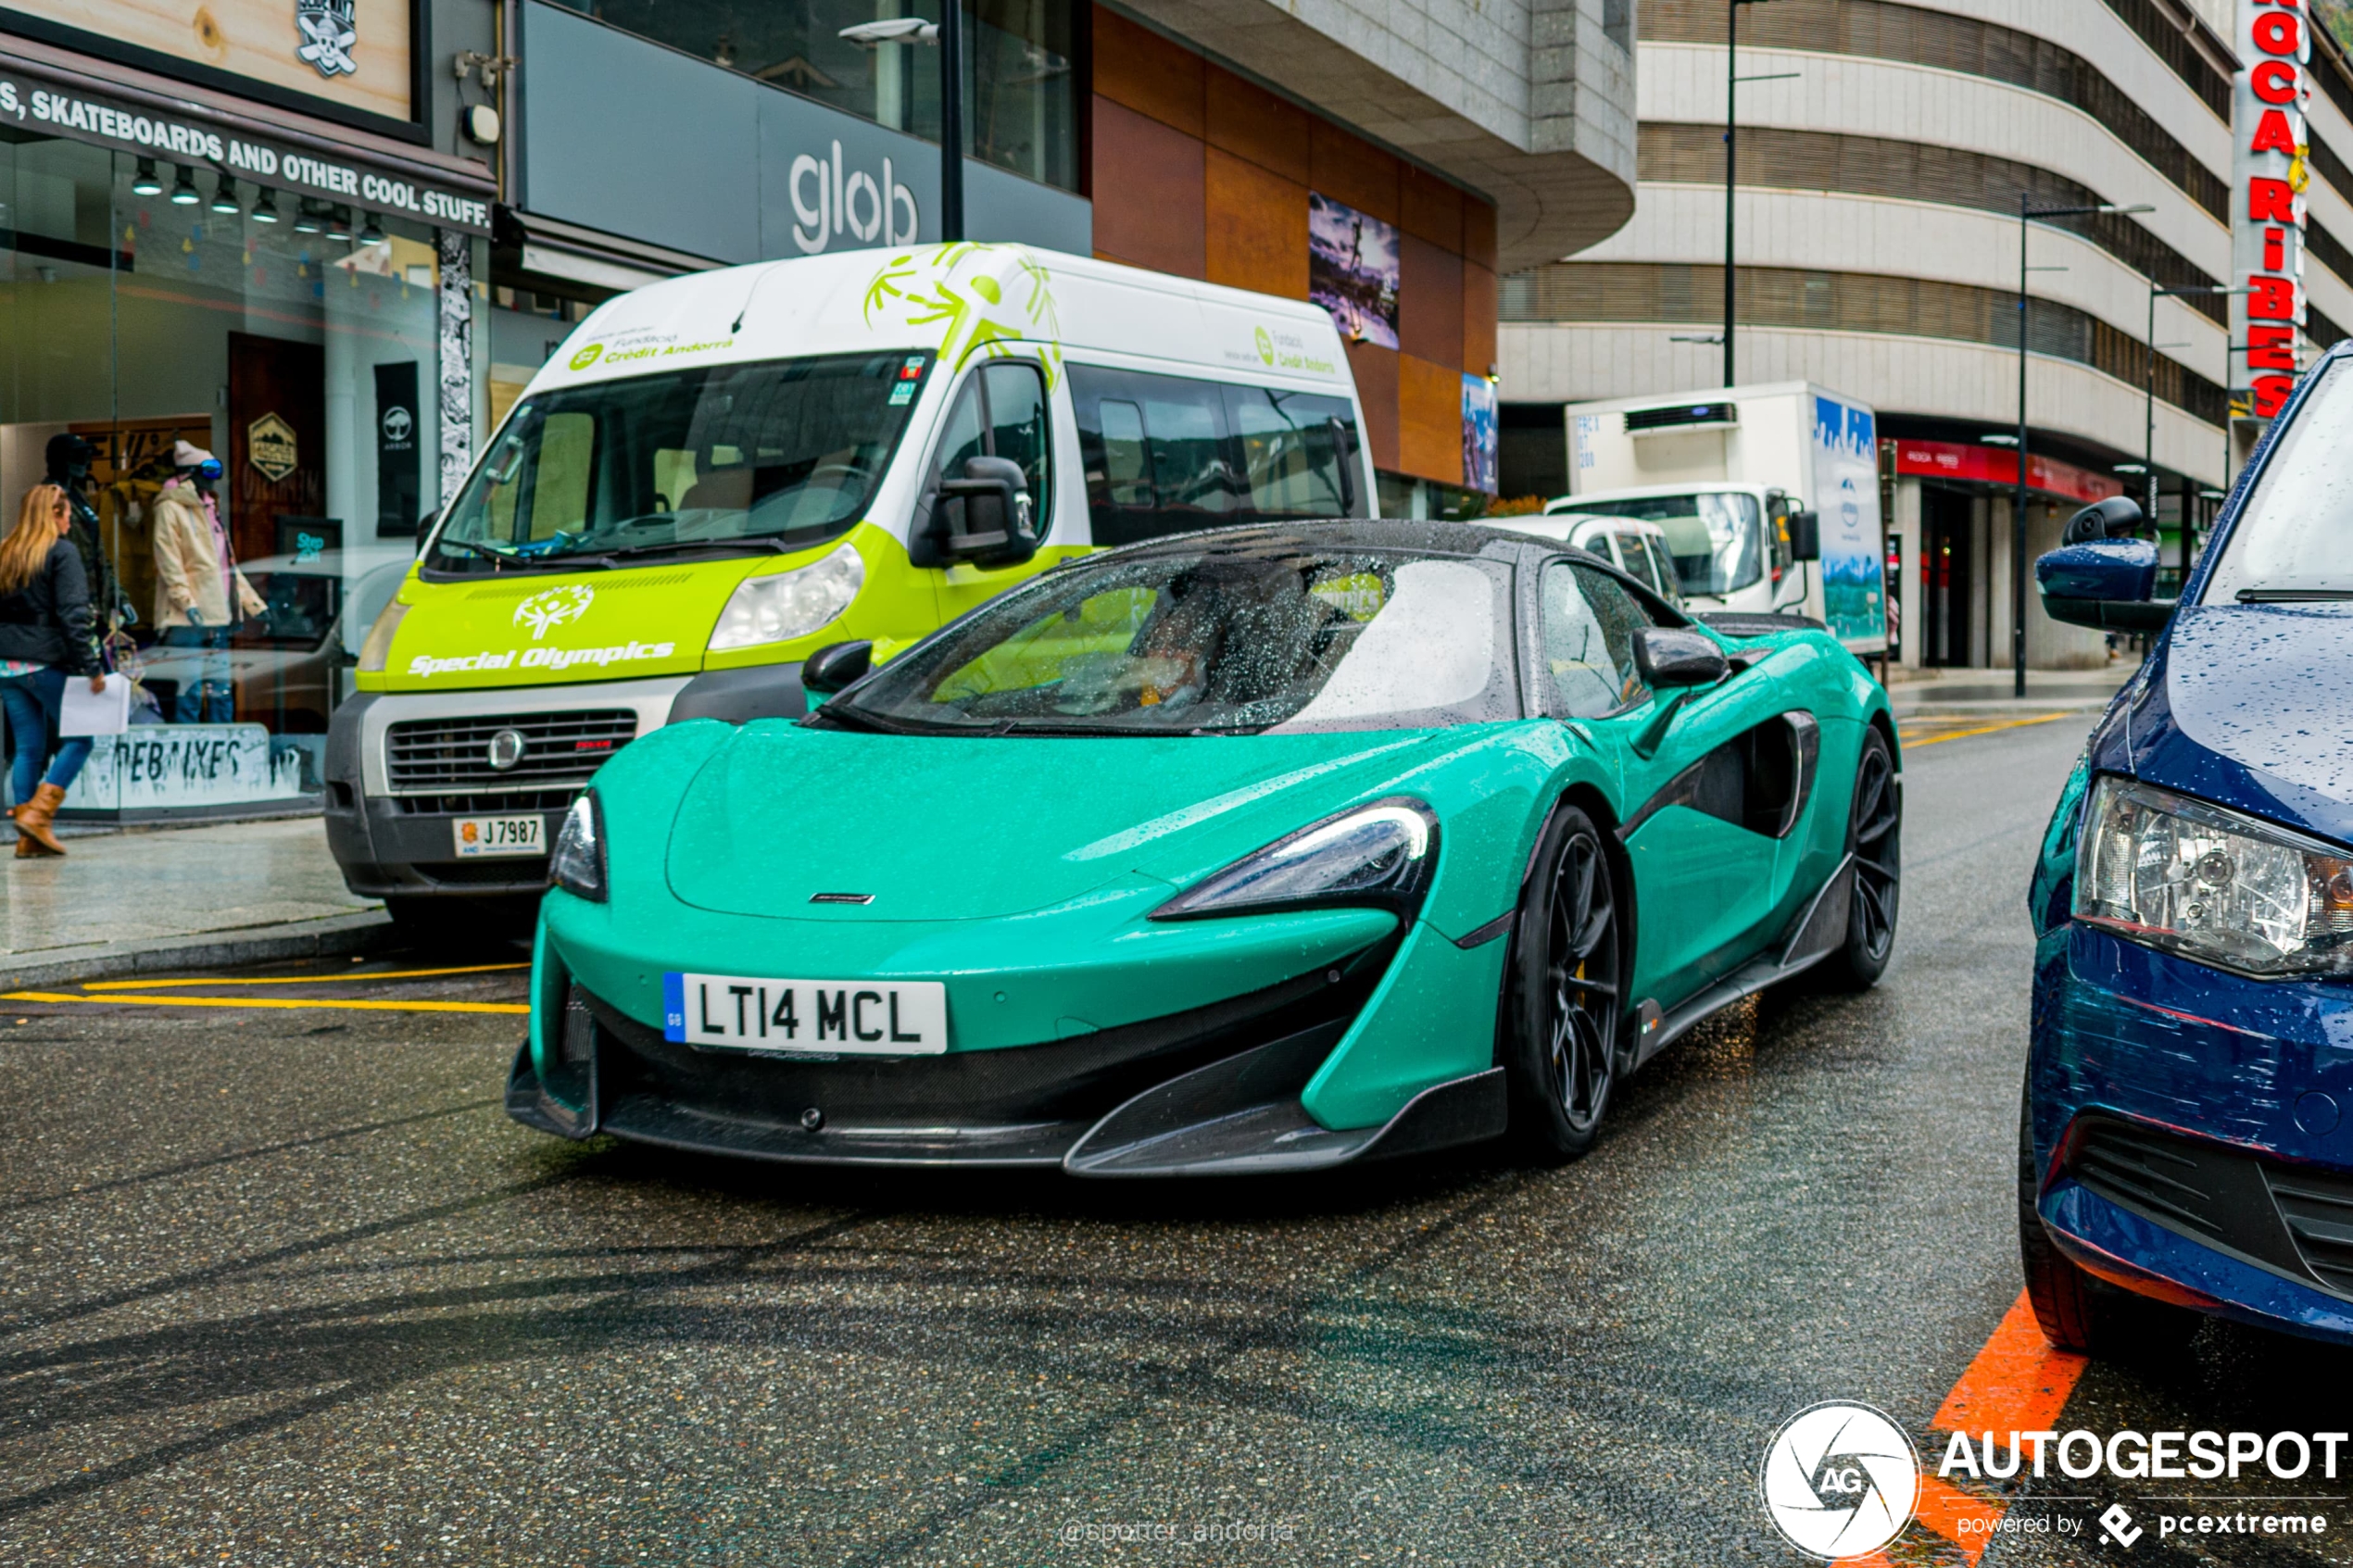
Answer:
[{"left": 0, "top": 909, "right": 395, "bottom": 995}]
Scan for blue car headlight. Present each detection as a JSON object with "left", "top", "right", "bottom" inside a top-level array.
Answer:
[
  {"left": 2076, "top": 775, "right": 2353, "bottom": 977},
  {"left": 1151, "top": 798, "right": 1438, "bottom": 922},
  {"left": 550, "top": 790, "right": 608, "bottom": 902}
]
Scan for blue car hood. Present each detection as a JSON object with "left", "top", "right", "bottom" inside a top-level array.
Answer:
[{"left": 2127, "top": 605, "right": 2353, "bottom": 847}]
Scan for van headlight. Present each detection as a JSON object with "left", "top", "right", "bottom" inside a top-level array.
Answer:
[
  {"left": 708, "top": 545, "right": 865, "bottom": 651},
  {"left": 2075, "top": 776, "right": 2353, "bottom": 977},
  {"left": 550, "top": 791, "right": 607, "bottom": 902},
  {"left": 1151, "top": 799, "right": 1438, "bottom": 922},
  {"left": 357, "top": 598, "right": 408, "bottom": 672}
]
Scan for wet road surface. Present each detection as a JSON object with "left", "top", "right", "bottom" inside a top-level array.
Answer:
[{"left": 4, "top": 713, "right": 2350, "bottom": 1565}]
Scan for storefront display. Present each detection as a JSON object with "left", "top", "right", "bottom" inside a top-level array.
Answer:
[{"left": 0, "top": 53, "right": 488, "bottom": 816}]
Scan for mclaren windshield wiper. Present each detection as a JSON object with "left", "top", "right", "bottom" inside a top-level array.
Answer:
[{"left": 2234, "top": 586, "right": 2353, "bottom": 602}]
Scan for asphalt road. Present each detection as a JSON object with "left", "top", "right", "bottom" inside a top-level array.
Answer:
[{"left": 4, "top": 710, "right": 2348, "bottom": 1565}]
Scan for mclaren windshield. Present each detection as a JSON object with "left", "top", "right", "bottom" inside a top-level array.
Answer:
[
  {"left": 2202, "top": 358, "right": 2353, "bottom": 603},
  {"left": 828, "top": 541, "right": 1520, "bottom": 735},
  {"left": 428, "top": 351, "right": 932, "bottom": 572}
]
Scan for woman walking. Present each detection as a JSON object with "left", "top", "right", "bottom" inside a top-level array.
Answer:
[{"left": 0, "top": 483, "right": 104, "bottom": 857}]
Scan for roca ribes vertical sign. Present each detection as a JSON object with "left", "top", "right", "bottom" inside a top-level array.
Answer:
[{"left": 2234, "top": 0, "right": 2311, "bottom": 419}]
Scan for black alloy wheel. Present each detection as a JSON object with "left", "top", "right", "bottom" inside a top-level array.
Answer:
[
  {"left": 1822, "top": 725, "right": 1900, "bottom": 990},
  {"left": 1504, "top": 805, "right": 1627, "bottom": 1160}
]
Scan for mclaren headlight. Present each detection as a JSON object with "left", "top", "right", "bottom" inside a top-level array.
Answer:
[
  {"left": 550, "top": 791, "right": 607, "bottom": 903},
  {"left": 707, "top": 544, "right": 865, "bottom": 651},
  {"left": 2075, "top": 775, "right": 2353, "bottom": 978},
  {"left": 1151, "top": 798, "right": 1439, "bottom": 922}
]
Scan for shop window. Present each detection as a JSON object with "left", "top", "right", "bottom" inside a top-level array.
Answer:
[{"left": 550, "top": 0, "right": 1078, "bottom": 192}]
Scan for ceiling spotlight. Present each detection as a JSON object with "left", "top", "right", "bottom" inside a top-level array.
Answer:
[
  {"left": 251, "top": 188, "right": 281, "bottom": 223},
  {"left": 325, "top": 204, "right": 353, "bottom": 242},
  {"left": 131, "top": 157, "right": 163, "bottom": 196},
  {"left": 1979, "top": 433, "right": 2020, "bottom": 446},
  {"left": 291, "top": 200, "right": 322, "bottom": 234},
  {"left": 209, "top": 174, "right": 242, "bottom": 216},
  {"left": 357, "top": 212, "right": 386, "bottom": 245},
  {"left": 169, "top": 168, "right": 201, "bottom": 206}
]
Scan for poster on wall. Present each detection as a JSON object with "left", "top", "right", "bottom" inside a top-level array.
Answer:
[
  {"left": 1461, "top": 374, "right": 1498, "bottom": 495},
  {"left": 1808, "top": 395, "right": 1887, "bottom": 651},
  {"left": 373, "top": 360, "right": 421, "bottom": 535},
  {"left": 1308, "top": 194, "right": 1400, "bottom": 349},
  {"left": 2, "top": 0, "right": 414, "bottom": 122}
]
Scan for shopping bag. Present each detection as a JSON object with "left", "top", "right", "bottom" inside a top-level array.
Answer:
[{"left": 58, "top": 672, "right": 132, "bottom": 736}]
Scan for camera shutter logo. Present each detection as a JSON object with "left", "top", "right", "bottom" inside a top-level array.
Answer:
[
  {"left": 514, "top": 585, "right": 596, "bottom": 641},
  {"left": 1759, "top": 1401, "right": 1919, "bottom": 1560},
  {"left": 295, "top": 0, "right": 359, "bottom": 77}
]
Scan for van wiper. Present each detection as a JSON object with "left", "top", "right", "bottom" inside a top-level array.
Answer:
[
  {"left": 434, "top": 538, "right": 523, "bottom": 566},
  {"left": 2234, "top": 586, "right": 2353, "bottom": 602},
  {"left": 595, "top": 536, "right": 792, "bottom": 560}
]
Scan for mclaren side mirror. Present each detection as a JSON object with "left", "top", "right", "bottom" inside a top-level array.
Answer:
[
  {"left": 1786, "top": 508, "right": 1821, "bottom": 563},
  {"left": 1632, "top": 626, "right": 1730, "bottom": 690},
  {"left": 2035, "top": 537, "right": 2173, "bottom": 632},
  {"left": 936, "top": 456, "right": 1038, "bottom": 568},
  {"left": 800, "top": 639, "right": 874, "bottom": 697}
]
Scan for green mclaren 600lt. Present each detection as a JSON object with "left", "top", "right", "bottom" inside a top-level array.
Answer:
[{"left": 510, "top": 521, "right": 1899, "bottom": 1173}]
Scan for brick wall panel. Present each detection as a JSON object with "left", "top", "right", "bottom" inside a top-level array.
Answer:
[
  {"left": 1206, "top": 70, "right": 1313, "bottom": 186},
  {"left": 1090, "top": 97, "right": 1206, "bottom": 278},
  {"left": 1398, "top": 354, "right": 1465, "bottom": 485},
  {"left": 1400, "top": 234, "right": 1465, "bottom": 366},
  {"left": 1091, "top": 8, "right": 1204, "bottom": 136},
  {"left": 1207, "top": 149, "right": 1310, "bottom": 297}
]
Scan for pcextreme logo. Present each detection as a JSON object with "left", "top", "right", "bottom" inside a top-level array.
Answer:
[
  {"left": 568, "top": 342, "right": 603, "bottom": 371},
  {"left": 514, "top": 585, "right": 595, "bottom": 640},
  {"left": 1760, "top": 1402, "right": 1919, "bottom": 1561}
]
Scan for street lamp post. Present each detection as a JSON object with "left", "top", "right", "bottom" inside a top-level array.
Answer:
[
  {"left": 2012, "top": 196, "right": 2153, "bottom": 697},
  {"left": 1722, "top": 0, "right": 1796, "bottom": 388},
  {"left": 839, "top": 6, "right": 965, "bottom": 243}
]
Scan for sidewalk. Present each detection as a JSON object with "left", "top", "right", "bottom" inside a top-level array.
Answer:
[
  {"left": 1884, "top": 662, "right": 2133, "bottom": 718},
  {"left": 0, "top": 817, "right": 388, "bottom": 990}
]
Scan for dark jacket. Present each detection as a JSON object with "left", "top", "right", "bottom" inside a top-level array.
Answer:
[{"left": 0, "top": 540, "right": 97, "bottom": 674}]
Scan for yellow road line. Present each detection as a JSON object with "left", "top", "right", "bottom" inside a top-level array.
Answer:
[
  {"left": 83, "top": 962, "right": 530, "bottom": 991},
  {"left": 1898, "top": 711, "right": 2074, "bottom": 748},
  {"left": 3, "top": 991, "right": 529, "bottom": 1015}
]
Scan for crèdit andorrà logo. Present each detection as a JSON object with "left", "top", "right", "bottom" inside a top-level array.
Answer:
[
  {"left": 568, "top": 342, "right": 604, "bottom": 371},
  {"left": 1761, "top": 1401, "right": 1919, "bottom": 1560},
  {"left": 514, "top": 584, "right": 596, "bottom": 641},
  {"left": 1255, "top": 326, "right": 1275, "bottom": 365}
]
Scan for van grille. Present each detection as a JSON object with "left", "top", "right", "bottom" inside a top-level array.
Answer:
[{"left": 385, "top": 710, "right": 636, "bottom": 794}]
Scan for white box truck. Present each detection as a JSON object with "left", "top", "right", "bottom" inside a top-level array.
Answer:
[{"left": 1556, "top": 382, "right": 1888, "bottom": 652}]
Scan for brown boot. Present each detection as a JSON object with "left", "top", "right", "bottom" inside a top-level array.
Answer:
[{"left": 12, "top": 782, "right": 67, "bottom": 857}]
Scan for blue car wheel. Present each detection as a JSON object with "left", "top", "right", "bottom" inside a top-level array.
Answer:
[{"left": 2018, "top": 1074, "right": 2200, "bottom": 1356}]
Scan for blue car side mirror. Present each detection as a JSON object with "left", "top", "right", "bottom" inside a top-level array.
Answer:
[{"left": 2036, "top": 538, "right": 2171, "bottom": 632}]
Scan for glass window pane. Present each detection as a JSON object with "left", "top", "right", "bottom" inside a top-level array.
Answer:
[
  {"left": 1541, "top": 560, "right": 1650, "bottom": 717},
  {"left": 1142, "top": 386, "right": 1233, "bottom": 517},
  {"left": 982, "top": 361, "right": 1051, "bottom": 530},
  {"left": 1227, "top": 386, "right": 1355, "bottom": 517},
  {"left": 1098, "top": 399, "right": 1150, "bottom": 507}
]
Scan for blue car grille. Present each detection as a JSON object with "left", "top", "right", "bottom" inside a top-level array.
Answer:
[{"left": 2069, "top": 1118, "right": 2353, "bottom": 1302}]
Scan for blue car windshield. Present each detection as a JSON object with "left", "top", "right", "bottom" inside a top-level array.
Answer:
[
  {"left": 2203, "top": 358, "right": 2353, "bottom": 602},
  {"left": 833, "top": 545, "right": 1521, "bottom": 734}
]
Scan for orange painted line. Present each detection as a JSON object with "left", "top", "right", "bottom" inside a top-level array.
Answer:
[
  {"left": 1931, "top": 1290, "right": 2088, "bottom": 1436},
  {"left": 1898, "top": 712, "right": 2073, "bottom": 748},
  {"left": 1912, "top": 1473, "right": 2006, "bottom": 1566},
  {"left": 85, "top": 962, "right": 528, "bottom": 990},
  {"left": 1, "top": 990, "right": 527, "bottom": 1016}
]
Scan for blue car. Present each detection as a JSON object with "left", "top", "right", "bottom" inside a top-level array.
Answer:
[{"left": 2022, "top": 347, "right": 2353, "bottom": 1353}]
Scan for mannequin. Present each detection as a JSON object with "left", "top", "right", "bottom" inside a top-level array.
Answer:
[
  {"left": 150, "top": 441, "right": 263, "bottom": 723},
  {"left": 43, "top": 433, "right": 129, "bottom": 644}
]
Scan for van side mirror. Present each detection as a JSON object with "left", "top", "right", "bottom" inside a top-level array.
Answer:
[
  {"left": 1786, "top": 509, "right": 1820, "bottom": 563},
  {"left": 800, "top": 639, "right": 874, "bottom": 697},
  {"left": 936, "top": 456, "right": 1038, "bottom": 568},
  {"left": 2035, "top": 538, "right": 2172, "bottom": 631}
]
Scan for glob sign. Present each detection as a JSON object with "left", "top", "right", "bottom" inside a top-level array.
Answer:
[{"left": 2233, "top": 0, "right": 2311, "bottom": 420}]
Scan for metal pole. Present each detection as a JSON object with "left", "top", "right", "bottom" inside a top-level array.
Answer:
[
  {"left": 1724, "top": 0, "right": 1737, "bottom": 388},
  {"left": 2014, "top": 193, "right": 2029, "bottom": 699},
  {"left": 939, "top": 0, "right": 964, "bottom": 242},
  {"left": 2145, "top": 285, "right": 2158, "bottom": 525}
]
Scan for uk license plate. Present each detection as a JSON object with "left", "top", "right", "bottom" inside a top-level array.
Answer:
[
  {"left": 663, "top": 972, "right": 948, "bottom": 1055},
  {"left": 452, "top": 813, "right": 545, "bottom": 858}
]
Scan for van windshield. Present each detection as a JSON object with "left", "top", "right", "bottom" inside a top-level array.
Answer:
[
  {"left": 1584, "top": 493, "right": 1763, "bottom": 597},
  {"left": 428, "top": 352, "right": 932, "bottom": 571}
]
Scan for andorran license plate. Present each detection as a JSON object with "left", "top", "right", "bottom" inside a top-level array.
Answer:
[
  {"left": 663, "top": 972, "right": 949, "bottom": 1055},
  {"left": 452, "top": 813, "right": 545, "bottom": 858}
]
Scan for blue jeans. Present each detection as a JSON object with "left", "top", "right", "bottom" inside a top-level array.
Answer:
[
  {"left": 161, "top": 623, "right": 233, "bottom": 723},
  {"left": 0, "top": 669, "right": 94, "bottom": 805}
]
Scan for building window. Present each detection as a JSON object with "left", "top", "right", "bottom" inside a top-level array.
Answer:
[{"left": 548, "top": 0, "right": 1079, "bottom": 192}]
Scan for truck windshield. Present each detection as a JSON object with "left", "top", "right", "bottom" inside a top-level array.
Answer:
[
  {"left": 428, "top": 351, "right": 931, "bottom": 571},
  {"left": 2201, "top": 358, "right": 2353, "bottom": 603},
  {"left": 1589, "top": 493, "right": 1763, "bottom": 597}
]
